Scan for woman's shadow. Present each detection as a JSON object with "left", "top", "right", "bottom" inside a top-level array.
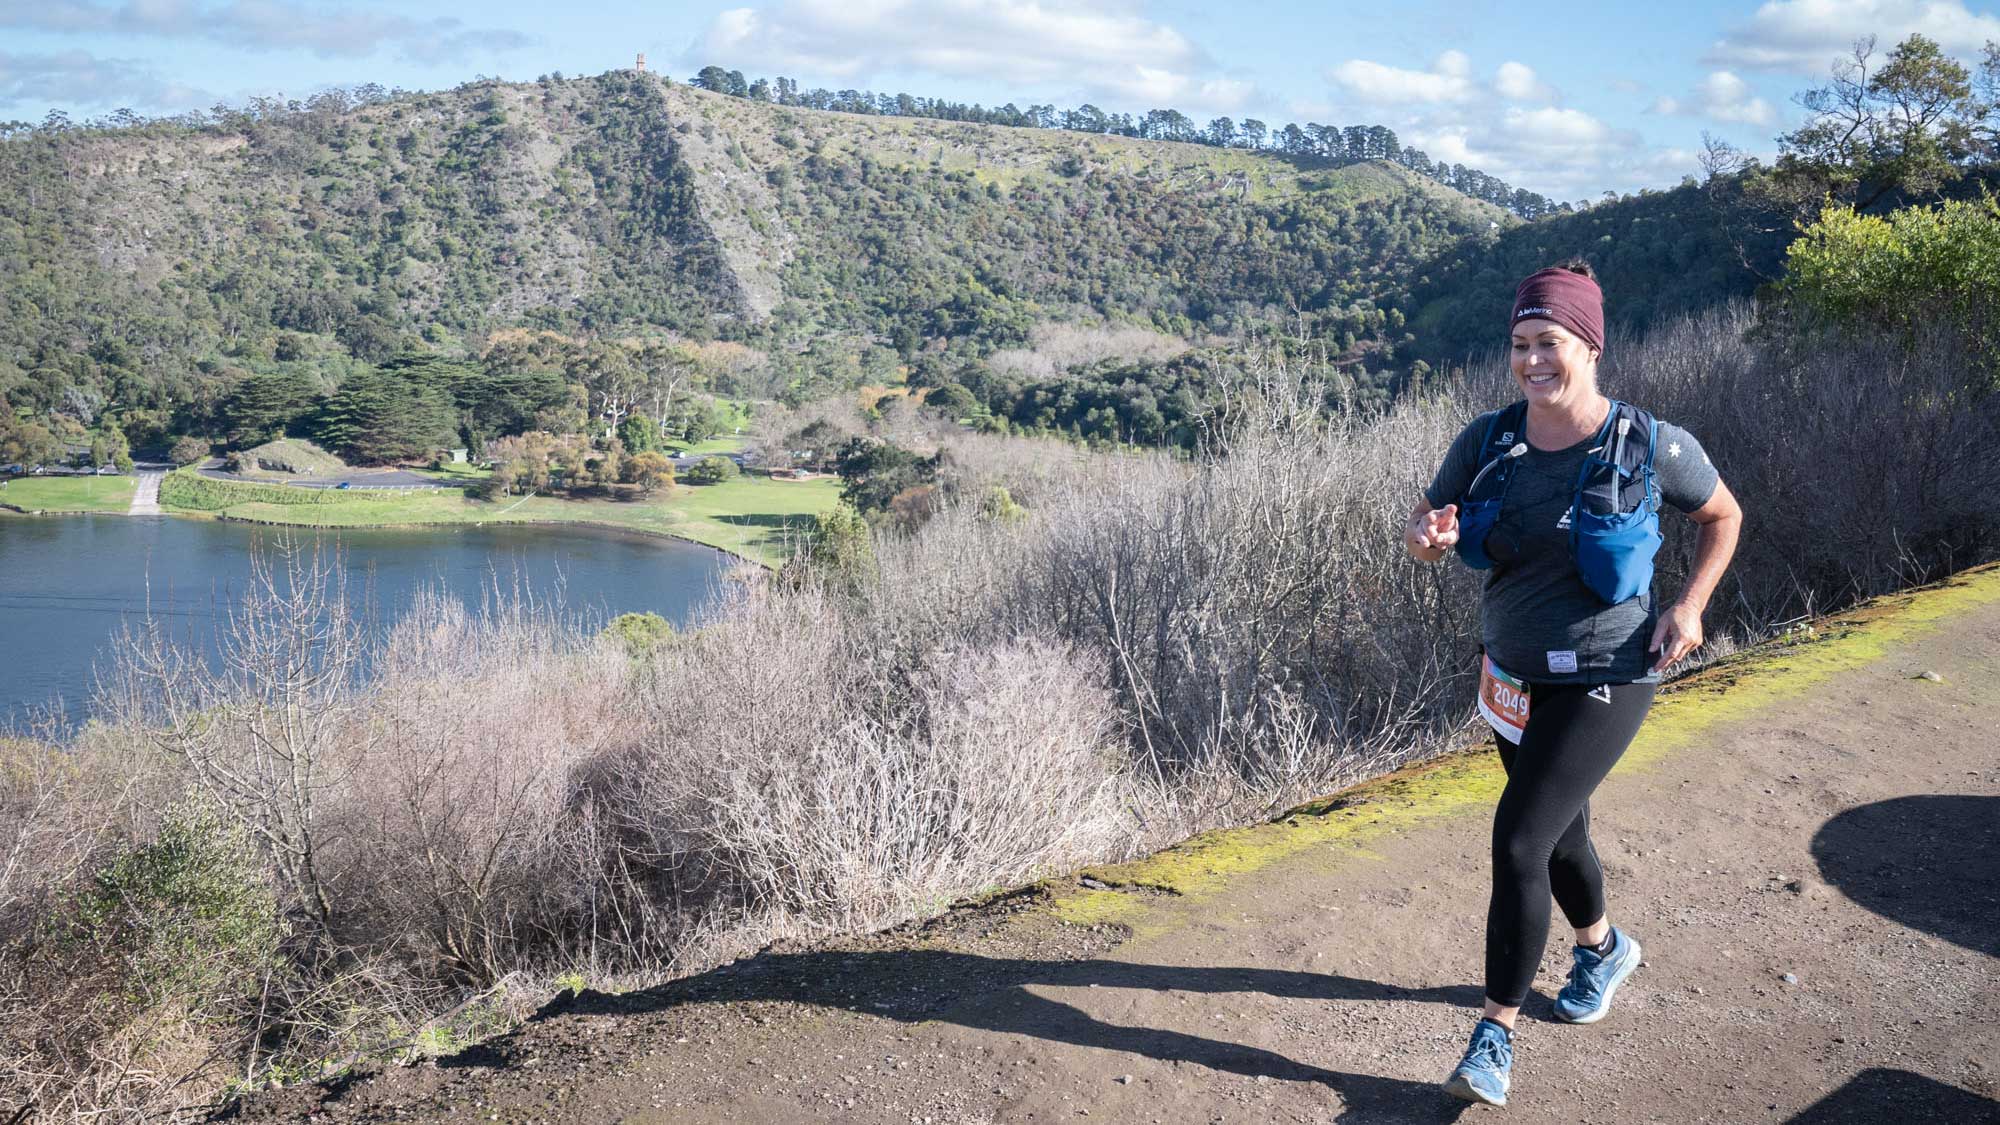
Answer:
[
  {"left": 455, "top": 948, "right": 1492, "bottom": 1123},
  {"left": 1812, "top": 794, "right": 2000, "bottom": 958}
]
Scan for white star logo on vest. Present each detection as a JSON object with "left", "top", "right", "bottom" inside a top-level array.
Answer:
[{"left": 1667, "top": 442, "right": 1682, "bottom": 458}]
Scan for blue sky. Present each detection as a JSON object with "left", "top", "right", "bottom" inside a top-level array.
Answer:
[{"left": 4, "top": 0, "right": 1998, "bottom": 199}]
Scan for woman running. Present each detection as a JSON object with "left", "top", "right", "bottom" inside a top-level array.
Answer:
[{"left": 1402, "top": 261, "right": 1742, "bottom": 1106}]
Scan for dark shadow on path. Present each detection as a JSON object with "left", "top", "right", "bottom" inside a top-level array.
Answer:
[
  {"left": 1811, "top": 795, "right": 2000, "bottom": 958},
  {"left": 1785, "top": 1068, "right": 1998, "bottom": 1123},
  {"left": 445, "top": 948, "right": 1484, "bottom": 1123}
]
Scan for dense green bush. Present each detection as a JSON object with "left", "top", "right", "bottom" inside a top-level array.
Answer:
[
  {"left": 1780, "top": 197, "right": 2000, "bottom": 354},
  {"left": 168, "top": 435, "right": 212, "bottom": 466},
  {"left": 683, "top": 455, "right": 738, "bottom": 484},
  {"left": 806, "top": 502, "right": 874, "bottom": 581},
  {"left": 69, "top": 799, "right": 280, "bottom": 1016},
  {"left": 604, "top": 611, "right": 675, "bottom": 657}
]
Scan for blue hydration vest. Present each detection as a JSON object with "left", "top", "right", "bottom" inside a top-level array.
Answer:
[{"left": 1452, "top": 399, "right": 1662, "bottom": 604}]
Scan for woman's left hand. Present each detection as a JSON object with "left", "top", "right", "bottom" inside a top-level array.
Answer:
[{"left": 1649, "top": 601, "right": 1705, "bottom": 674}]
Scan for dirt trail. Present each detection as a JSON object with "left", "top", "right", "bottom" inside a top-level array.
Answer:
[{"left": 239, "top": 570, "right": 2000, "bottom": 1124}]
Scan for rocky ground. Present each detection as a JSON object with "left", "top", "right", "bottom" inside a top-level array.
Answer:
[{"left": 232, "top": 575, "right": 2000, "bottom": 1124}]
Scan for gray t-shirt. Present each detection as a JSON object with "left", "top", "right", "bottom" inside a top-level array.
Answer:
[{"left": 1425, "top": 407, "right": 1719, "bottom": 685}]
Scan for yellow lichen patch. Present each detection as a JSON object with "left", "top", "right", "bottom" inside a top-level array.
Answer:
[
  {"left": 1058, "top": 751, "right": 1507, "bottom": 917},
  {"left": 1040, "top": 562, "right": 2000, "bottom": 932},
  {"left": 1050, "top": 888, "right": 1151, "bottom": 929}
]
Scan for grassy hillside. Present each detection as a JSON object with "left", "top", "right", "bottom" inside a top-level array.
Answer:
[
  {"left": 0, "top": 74, "right": 736, "bottom": 371},
  {"left": 664, "top": 81, "right": 1510, "bottom": 347},
  {"left": 0, "top": 71, "right": 1512, "bottom": 433}
]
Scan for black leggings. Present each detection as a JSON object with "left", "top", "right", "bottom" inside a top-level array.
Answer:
[{"left": 1484, "top": 679, "right": 1655, "bottom": 1008}]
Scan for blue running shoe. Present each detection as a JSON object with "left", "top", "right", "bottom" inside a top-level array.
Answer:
[
  {"left": 1552, "top": 926, "right": 1643, "bottom": 1024},
  {"left": 1442, "top": 1019, "right": 1512, "bottom": 1106}
]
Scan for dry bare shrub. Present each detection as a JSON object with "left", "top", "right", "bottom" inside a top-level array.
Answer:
[
  {"left": 988, "top": 321, "right": 1192, "bottom": 381},
  {"left": 0, "top": 730, "right": 166, "bottom": 938},
  {"left": 931, "top": 427, "right": 1099, "bottom": 508},
  {"left": 1604, "top": 304, "right": 2000, "bottom": 630},
  {"left": 598, "top": 582, "right": 1133, "bottom": 939},
  {"left": 120, "top": 538, "right": 366, "bottom": 931},
  {"left": 339, "top": 589, "right": 636, "bottom": 986},
  {"left": 0, "top": 788, "right": 283, "bottom": 1122},
  {"left": 0, "top": 547, "right": 657, "bottom": 1115},
  {"left": 0, "top": 732, "right": 198, "bottom": 1120},
  {"left": 745, "top": 398, "right": 867, "bottom": 467},
  {"left": 987, "top": 376, "right": 1477, "bottom": 822}
]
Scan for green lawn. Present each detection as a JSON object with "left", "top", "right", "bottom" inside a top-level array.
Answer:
[
  {"left": 0, "top": 474, "right": 138, "bottom": 513},
  {"left": 173, "top": 473, "right": 842, "bottom": 568},
  {"left": 662, "top": 398, "right": 755, "bottom": 456},
  {"left": 663, "top": 433, "right": 748, "bottom": 457}
]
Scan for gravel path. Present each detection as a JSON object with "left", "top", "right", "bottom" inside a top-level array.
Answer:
[{"left": 233, "top": 571, "right": 2000, "bottom": 1124}]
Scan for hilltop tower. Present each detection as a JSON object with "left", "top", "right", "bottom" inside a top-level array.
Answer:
[{"left": 635, "top": 53, "right": 646, "bottom": 72}]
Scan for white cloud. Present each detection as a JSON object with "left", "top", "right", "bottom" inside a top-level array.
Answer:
[
  {"left": 1327, "top": 50, "right": 1474, "bottom": 104},
  {"left": 1674, "top": 73, "right": 1771, "bottom": 125},
  {"left": 1397, "top": 99, "right": 1664, "bottom": 200},
  {"left": 0, "top": 48, "right": 210, "bottom": 112},
  {"left": 1650, "top": 71, "right": 1776, "bottom": 126},
  {"left": 0, "top": 1, "right": 530, "bottom": 62},
  {"left": 1502, "top": 106, "right": 1613, "bottom": 146},
  {"left": 1706, "top": 0, "right": 2000, "bottom": 73},
  {"left": 1494, "top": 61, "right": 1555, "bottom": 102},
  {"left": 696, "top": 0, "right": 1253, "bottom": 113},
  {"left": 1329, "top": 52, "right": 1560, "bottom": 108},
  {"left": 1316, "top": 51, "right": 1685, "bottom": 198}
]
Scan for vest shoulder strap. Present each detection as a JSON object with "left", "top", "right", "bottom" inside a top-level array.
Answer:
[
  {"left": 1607, "top": 401, "right": 1659, "bottom": 475},
  {"left": 1476, "top": 401, "right": 1529, "bottom": 462}
]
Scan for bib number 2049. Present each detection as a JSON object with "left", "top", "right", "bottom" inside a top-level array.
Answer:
[{"left": 1478, "top": 655, "right": 1530, "bottom": 744}]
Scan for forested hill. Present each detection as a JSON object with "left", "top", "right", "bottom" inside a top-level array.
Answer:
[
  {"left": 1408, "top": 177, "right": 1796, "bottom": 364},
  {"left": 1, "top": 69, "right": 1520, "bottom": 427}
]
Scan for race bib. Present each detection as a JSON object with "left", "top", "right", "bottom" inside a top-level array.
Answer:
[{"left": 1478, "top": 654, "right": 1530, "bottom": 744}]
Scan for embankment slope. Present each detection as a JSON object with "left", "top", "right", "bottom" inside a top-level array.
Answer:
[{"left": 237, "top": 566, "right": 2000, "bottom": 1123}]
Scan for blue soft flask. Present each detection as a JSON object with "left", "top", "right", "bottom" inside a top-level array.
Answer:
[{"left": 1568, "top": 410, "right": 1661, "bottom": 604}]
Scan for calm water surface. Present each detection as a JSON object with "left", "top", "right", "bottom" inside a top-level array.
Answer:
[{"left": 0, "top": 516, "right": 735, "bottom": 730}]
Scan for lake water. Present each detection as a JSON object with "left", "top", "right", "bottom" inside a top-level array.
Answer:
[{"left": 0, "top": 515, "right": 736, "bottom": 730}]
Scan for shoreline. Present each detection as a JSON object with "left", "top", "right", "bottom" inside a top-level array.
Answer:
[
  {"left": 205, "top": 509, "right": 768, "bottom": 567},
  {"left": 2, "top": 499, "right": 781, "bottom": 569}
]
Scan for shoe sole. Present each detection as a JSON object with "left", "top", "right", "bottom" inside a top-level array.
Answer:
[
  {"left": 1443, "top": 1073, "right": 1508, "bottom": 1106},
  {"left": 1554, "top": 936, "right": 1643, "bottom": 1025}
]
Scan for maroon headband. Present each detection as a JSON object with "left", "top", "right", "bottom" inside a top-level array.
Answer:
[{"left": 1511, "top": 268, "right": 1604, "bottom": 354}]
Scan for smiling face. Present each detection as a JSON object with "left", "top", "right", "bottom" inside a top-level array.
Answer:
[{"left": 1509, "top": 318, "right": 1600, "bottom": 408}]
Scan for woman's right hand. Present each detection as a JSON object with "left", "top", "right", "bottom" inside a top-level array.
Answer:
[{"left": 1406, "top": 502, "right": 1459, "bottom": 559}]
